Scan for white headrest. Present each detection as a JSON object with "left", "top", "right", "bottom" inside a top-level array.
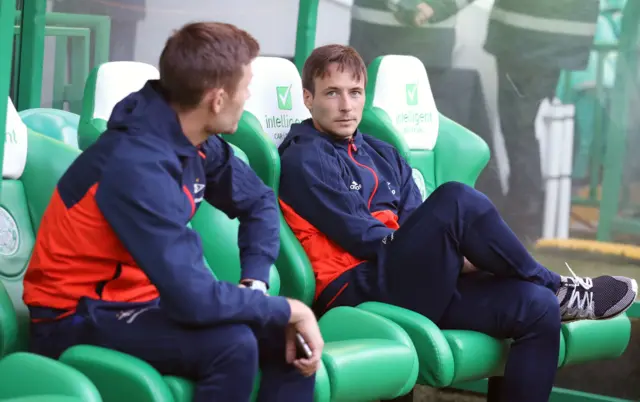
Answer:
[
  {"left": 92, "top": 61, "right": 160, "bottom": 121},
  {"left": 3, "top": 98, "right": 28, "bottom": 180},
  {"left": 370, "top": 55, "right": 439, "bottom": 150},
  {"left": 244, "top": 57, "right": 310, "bottom": 146}
]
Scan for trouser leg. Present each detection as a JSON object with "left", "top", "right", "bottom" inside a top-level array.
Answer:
[{"left": 439, "top": 273, "right": 562, "bottom": 402}]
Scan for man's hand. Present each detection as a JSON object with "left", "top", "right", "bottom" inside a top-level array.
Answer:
[
  {"left": 414, "top": 2, "right": 434, "bottom": 25},
  {"left": 390, "top": 0, "right": 433, "bottom": 26},
  {"left": 461, "top": 257, "right": 478, "bottom": 274},
  {"left": 285, "top": 299, "right": 324, "bottom": 377}
]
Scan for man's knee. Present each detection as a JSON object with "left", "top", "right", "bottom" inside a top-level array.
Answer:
[
  {"left": 192, "top": 324, "right": 259, "bottom": 375},
  {"left": 431, "top": 182, "right": 494, "bottom": 215},
  {"left": 517, "top": 285, "right": 562, "bottom": 338}
]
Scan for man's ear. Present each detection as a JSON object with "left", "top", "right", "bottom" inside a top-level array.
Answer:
[
  {"left": 303, "top": 88, "right": 313, "bottom": 111},
  {"left": 205, "top": 88, "right": 226, "bottom": 115}
]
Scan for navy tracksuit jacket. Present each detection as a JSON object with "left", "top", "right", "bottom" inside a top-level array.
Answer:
[{"left": 25, "top": 80, "right": 290, "bottom": 328}]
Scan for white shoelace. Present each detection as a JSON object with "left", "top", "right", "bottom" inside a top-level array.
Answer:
[{"left": 561, "top": 262, "right": 595, "bottom": 319}]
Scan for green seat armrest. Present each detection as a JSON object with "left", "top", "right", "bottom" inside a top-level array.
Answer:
[
  {"left": 561, "top": 313, "right": 631, "bottom": 366},
  {"left": 162, "top": 376, "right": 193, "bottom": 402},
  {"left": 319, "top": 306, "right": 415, "bottom": 349},
  {"left": 60, "top": 345, "right": 174, "bottom": 402},
  {"left": 319, "top": 306, "right": 419, "bottom": 396},
  {"left": 164, "top": 368, "right": 330, "bottom": 402},
  {"left": 0, "top": 352, "right": 101, "bottom": 401},
  {"left": 441, "top": 330, "right": 509, "bottom": 383},
  {"left": 357, "top": 301, "right": 455, "bottom": 387},
  {"left": 163, "top": 373, "right": 267, "bottom": 402},
  {"left": 313, "top": 363, "right": 331, "bottom": 402},
  {"left": 321, "top": 339, "right": 415, "bottom": 401},
  {"left": 434, "top": 114, "right": 490, "bottom": 187}
]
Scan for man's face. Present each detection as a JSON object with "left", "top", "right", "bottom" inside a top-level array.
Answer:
[
  {"left": 206, "top": 63, "right": 253, "bottom": 135},
  {"left": 304, "top": 63, "right": 365, "bottom": 139}
]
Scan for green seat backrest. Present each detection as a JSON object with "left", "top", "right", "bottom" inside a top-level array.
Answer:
[
  {"left": 222, "top": 56, "right": 316, "bottom": 305},
  {"left": 77, "top": 65, "right": 281, "bottom": 294},
  {"left": 0, "top": 98, "right": 81, "bottom": 355},
  {"left": 362, "top": 55, "right": 489, "bottom": 196},
  {"left": 78, "top": 61, "right": 160, "bottom": 150},
  {"left": 19, "top": 108, "right": 80, "bottom": 149}
]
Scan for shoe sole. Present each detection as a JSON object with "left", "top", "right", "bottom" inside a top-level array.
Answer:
[{"left": 562, "top": 278, "right": 638, "bottom": 323}]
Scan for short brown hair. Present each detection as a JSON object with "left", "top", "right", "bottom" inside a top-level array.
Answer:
[
  {"left": 302, "top": 44, "right": 367, "bottom": 94},
  {"left": 159, "top": 22, "right": 259, "bottom": 109}
]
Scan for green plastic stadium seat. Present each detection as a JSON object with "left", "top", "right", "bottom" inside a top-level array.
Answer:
[
  {"left": 361, "top": 54, "right": 630, "bottom": 381},
  {"left": 362, "top": 55, "right": 490, "bottom": 196},
  {"left": 18, "top": 108, "right": 80, "bottom": 148},
  {"left": 222, "top": 56, "right": 422, "bottom": 401},
  {"left": 0, "top": 352, "right": 102, "bottom": 402},
  {"left": 78, "top": 61, "right": 160, "bottom": 151},
  {"left": 0, "top": 99, "right": 102, "bottom": 402}
]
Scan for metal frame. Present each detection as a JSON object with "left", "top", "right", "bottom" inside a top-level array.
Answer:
[
  {"left": 598, "top": 0, "right": 640, "bottom": 241},
  {"left": 14, "top": 0, "right": 45, "bottom": 111},
  {"left": 12, "top": 9, "right": 111, "bottom": 112},
  {"left": 294, "top": 0, "right": 319, "bottom": 72},
  {"left": 0, "top": 0, "right": 17, "bottom": 197}
]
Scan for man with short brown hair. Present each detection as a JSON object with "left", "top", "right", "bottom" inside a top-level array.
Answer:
[
  {"left": 24, "top": 22, "right": 322, "bottom": 402},
  {"left": 278, "top": 44, "right": 637, "bottom": 402}
]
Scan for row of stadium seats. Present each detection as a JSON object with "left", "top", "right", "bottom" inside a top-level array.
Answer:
[{"left": 0, "top": 54, "right": 632, "bottom": 401}]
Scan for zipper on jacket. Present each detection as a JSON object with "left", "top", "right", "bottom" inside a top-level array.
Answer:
[{"left": 348, "top": 138, "right": 379, "bottom": 209}]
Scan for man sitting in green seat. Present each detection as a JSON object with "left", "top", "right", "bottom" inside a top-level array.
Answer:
[
  {"left": 278, "top": 44, "right": 637, "bottom": 402},
  {"left": 23, "top": 22, "right": 323, "bottom": 402}
]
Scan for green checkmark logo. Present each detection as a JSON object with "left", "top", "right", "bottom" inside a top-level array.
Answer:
[
  {"left": 405, "top": 83, "right": 418, "bottom": 106},
  {"left": 276, "top": 85, "right": 293, "bottom": 110}
]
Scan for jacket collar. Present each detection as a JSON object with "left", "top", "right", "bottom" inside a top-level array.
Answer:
[
  {"left": 300, "top": 118, "right": 364, "bottom": 149},
  {"left": 140, "top": 80, "right": 201, "bottom": 157}
]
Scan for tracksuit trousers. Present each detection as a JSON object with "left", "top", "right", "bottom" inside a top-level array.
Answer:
[
  {"left": 29, "top": 298, "right": 314, "bottom": 402},
  {"left": 316, "top": 182, "right": 563, "bottom": 402}
]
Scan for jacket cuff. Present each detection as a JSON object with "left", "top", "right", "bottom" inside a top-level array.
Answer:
[
  {"left": 265, "top": 296, "right": 292, "bottom": 327},
  {"left": 241, "top": 254, "right": 273, "bottom": 284}
]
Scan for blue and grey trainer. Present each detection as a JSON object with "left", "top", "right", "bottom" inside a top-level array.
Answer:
[{"left": 557, "top": 263, "right": 638, "bottom": 322}]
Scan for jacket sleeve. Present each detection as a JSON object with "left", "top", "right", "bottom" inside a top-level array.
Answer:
[
  {"left": 386, "top": 0, "right": 474, "bottom": 24},
  {"left": 280, "top": 143, "right": 394, "bottom": 261},
  {"left": 422, "top": 0, "right": 476, "bottom": 23},
  {"left": 203, "top": 137, "right": 279, "bottom": 285},
  {"left": 396, "top": 151, "right": 423, "bottom": 225},
  {"left": 95, "top": 153, "right": 290, "bottom": 328}
]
